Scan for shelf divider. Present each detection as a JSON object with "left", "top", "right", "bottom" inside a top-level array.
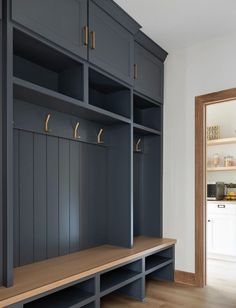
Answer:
[{"left": 133, "top": 123, "right": 161, "bottom": 136}]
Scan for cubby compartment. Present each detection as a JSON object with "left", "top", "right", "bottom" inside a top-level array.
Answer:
[
  {"left": 145, "top": 247, "right": 174, "bottom": 273},
  {"left": 89, "top": 68, "right": 131, "bottom": 118},
  {"left": 133, "top": 133, "right": 162, "bottom": 237},
  {"left": 13, "top": 29, "right": 83, "bottom": 101},
  {"left": 24, "top": 278, "right": 95, "bottom": 307},
  {"left": 100, "top": 260, "right": 142, "bottom": 294},
  {"left": 100, "top": 277, "right": 144, "bottom": 305},
  {"left": 133, "top": 93, "right": 162, "bottom": 131},
  {"left": 146, "top": 262, "right": 175, "bottom": 282}
]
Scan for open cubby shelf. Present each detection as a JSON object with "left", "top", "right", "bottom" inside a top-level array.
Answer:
[
  {"left": 89, "top": 68, "right": 131, "bottom": 119},
  {"left": 145, "top": 247, "right": 174, "bottom": 274},
  {"left": 13, "top": 77, "right": 131, "bottom": 125},
  {"left": 145, "top": 255, "right": 173, "bottom": 273},
  {"left": 100, "top": 259, "right": 142, "bottom": 294},
  {"left": 24, "top": 278, "right": 95, "bottom": 308},
  {"left": 100, "top": 268, "right": 140, "bottom": 294},
  {"left": 133, "top": 93, "right": 162, "bottom": 131},
  {"left": 13, "top": 29, "right": 84, "bottom": 101}
]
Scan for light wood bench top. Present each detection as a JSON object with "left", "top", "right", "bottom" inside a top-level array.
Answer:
[{"left": 0, "top": 236, "right": 176, "bottom": 307}]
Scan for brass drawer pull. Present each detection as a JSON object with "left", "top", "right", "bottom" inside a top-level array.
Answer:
[
  {"left": 91, "top": 31, "right": 96, "bottom": 49},
  {"left": 83, "top": 26, "right": 89, "bottom": 46}
]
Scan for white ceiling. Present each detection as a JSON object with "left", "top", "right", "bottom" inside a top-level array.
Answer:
[{"left": 114, "top": 0, "right": 236, "bottom": 51}]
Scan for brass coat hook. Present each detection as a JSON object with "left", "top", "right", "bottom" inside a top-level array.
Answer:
[
  {"left": 44, "top": 113, "right": 51, "bottom": 133},
  {"left": 135, "top": 138, "right": 142, "bottom": 152},
  {"left": 73, "top": 122, "right": 80, "bottom": 139},
  {"left": 97, "top": 128, "right": 104, "bottom": 144}
]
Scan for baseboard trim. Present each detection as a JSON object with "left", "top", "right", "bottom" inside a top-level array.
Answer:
[{"left": 175, "top": 270, "right": 196, "bottom": 286}]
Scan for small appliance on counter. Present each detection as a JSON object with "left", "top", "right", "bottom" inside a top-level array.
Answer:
[
  {"left": 225, "top": 183, "right": 236, "bottom": 200},
  {"left": 207, "top": 182, "right": 224, "bottom": 200}
]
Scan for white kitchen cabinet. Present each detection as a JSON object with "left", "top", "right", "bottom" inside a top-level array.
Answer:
[{"left": 207, "top": 202, "right": 236, "bottom": 258}]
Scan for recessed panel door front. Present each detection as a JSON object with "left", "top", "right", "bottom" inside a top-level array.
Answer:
[
  {"left": 89, "top": 1, "right": 134, "bottom": 85},
  {"left": 11, "top": 0, "right": 88, "bottom": 59}
]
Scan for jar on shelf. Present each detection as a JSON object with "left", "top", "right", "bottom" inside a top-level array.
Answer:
[
  {"left": 224, "top": 156, "right": 234, "bottom": 167},
  {"left": 213, "top": 153, "right": 220, "bottom": 167}
]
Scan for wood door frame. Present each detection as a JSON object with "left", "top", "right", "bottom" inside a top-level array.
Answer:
[{"left": 195, "top": 87, "right": 236, "bottom": 287}]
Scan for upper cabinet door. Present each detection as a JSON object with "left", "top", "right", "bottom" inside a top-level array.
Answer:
[
  {"left": 11, "top": 0, "right": 88, "bottom": 60},
  {"left": 89, "top": 1, "right": 134, "bottom": 85},
  {"left": 134, "top": 42, "right": 164, "bottom": 103}
]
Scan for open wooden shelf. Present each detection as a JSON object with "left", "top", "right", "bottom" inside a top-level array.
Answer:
[
  {"left": 207, "top": 166, "right": 236, "bottom": 172},
  {"left": 0, "top": 237, "right": 176, "bottom": 307},
  {"left": 207, "top": 137, "right": 236, "bottom": 146}
]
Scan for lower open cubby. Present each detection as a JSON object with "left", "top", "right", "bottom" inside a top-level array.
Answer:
[
  {"left": 100, "top": 260, "right": 142, "bottom": 295},
  {"left": 24, "top": 278, "right": 95, "bottom": 308},
  {"left": 145, "top": 247, "right": 174, "bottom": 274}
]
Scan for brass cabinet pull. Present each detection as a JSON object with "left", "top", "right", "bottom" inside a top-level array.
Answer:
[
  {"left": 134, "top": 64, "right": 138, "bottom": 80},
  {"left": 73, "top": 122, "right": 80, "bottom": 139},
  {"left": 83, "top": 26, "right": 89, "bottom": 46},
  {"left": 44, "top": 113, "right": 51, "bottom": 133},
  {"left": 91, "top": 31, "right": 96, "bottom": 49}
]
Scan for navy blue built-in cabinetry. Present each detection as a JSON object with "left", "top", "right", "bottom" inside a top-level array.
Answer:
[
  {"left": 0, "top": 0, "right": 172, "bottom": 306},
  {"left": 89, "top": 0, "right": 138, "bottom": 84},
  {"left": 11, "top": 0, "right": 88, "bottom": 60},
  {"left": 134, "top": 31, "right": 167, "bottom": 103}
]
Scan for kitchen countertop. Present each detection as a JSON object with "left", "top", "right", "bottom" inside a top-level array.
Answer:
[{"left": 207, "top": 200, "right": 236, "bottom": 204}]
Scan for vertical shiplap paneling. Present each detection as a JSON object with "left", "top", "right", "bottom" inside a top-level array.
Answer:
[
  {"left": 13, "top": 130, "right": 19, "bottom": 267},
  {"left": 133, "top": 152, "right": 142, "bottom": 236},
  {"left": 69, "top": 141, "right": 80, "bottom": 253},
  {"left": 79, "top": 143, "right": 91, "bottom": 250},
  {"left": 91, "top": 145, "right": 107, "bottom": 245},
  {"left": 19, "top": 131, "right": 34, "bottom": 266},
  {"left": 33, "top": 134, "right": 47, "bottom": 262},
  {"left": 46, "top": 136, "right": 59, "bottom": 258},
  {"left": 80, "top": 143, "right": 107, "bottom": 249},
  {"left": 59, "top": 139, "right": 70, "bottom": 256}
]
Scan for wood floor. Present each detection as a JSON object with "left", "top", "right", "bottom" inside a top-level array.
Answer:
[{"left": 101, "top": 259, "right": 236, "bottom": 307}]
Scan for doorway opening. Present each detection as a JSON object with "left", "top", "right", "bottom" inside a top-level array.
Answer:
[
  {"left": 195, "top": 88, "right": 236, "bottom": 287},
  {"left": 206, "top": 100, "right": 236, "bottom": 287}
]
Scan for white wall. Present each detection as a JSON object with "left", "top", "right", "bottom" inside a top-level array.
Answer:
[{"left": 163, "top": 33, "right": 236, "bottom": 272}]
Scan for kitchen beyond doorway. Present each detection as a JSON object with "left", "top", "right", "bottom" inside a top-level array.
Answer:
[{"left": 195, "top": 88, "right": 236, "bottom": 287}]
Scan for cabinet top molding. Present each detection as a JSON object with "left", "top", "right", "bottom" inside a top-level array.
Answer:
[
  {"left": 135, "top": 31, "right": 168, "bottom": 62},
  {"left": 92, "top": 0, "right": 141, "bottom": 35}
]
